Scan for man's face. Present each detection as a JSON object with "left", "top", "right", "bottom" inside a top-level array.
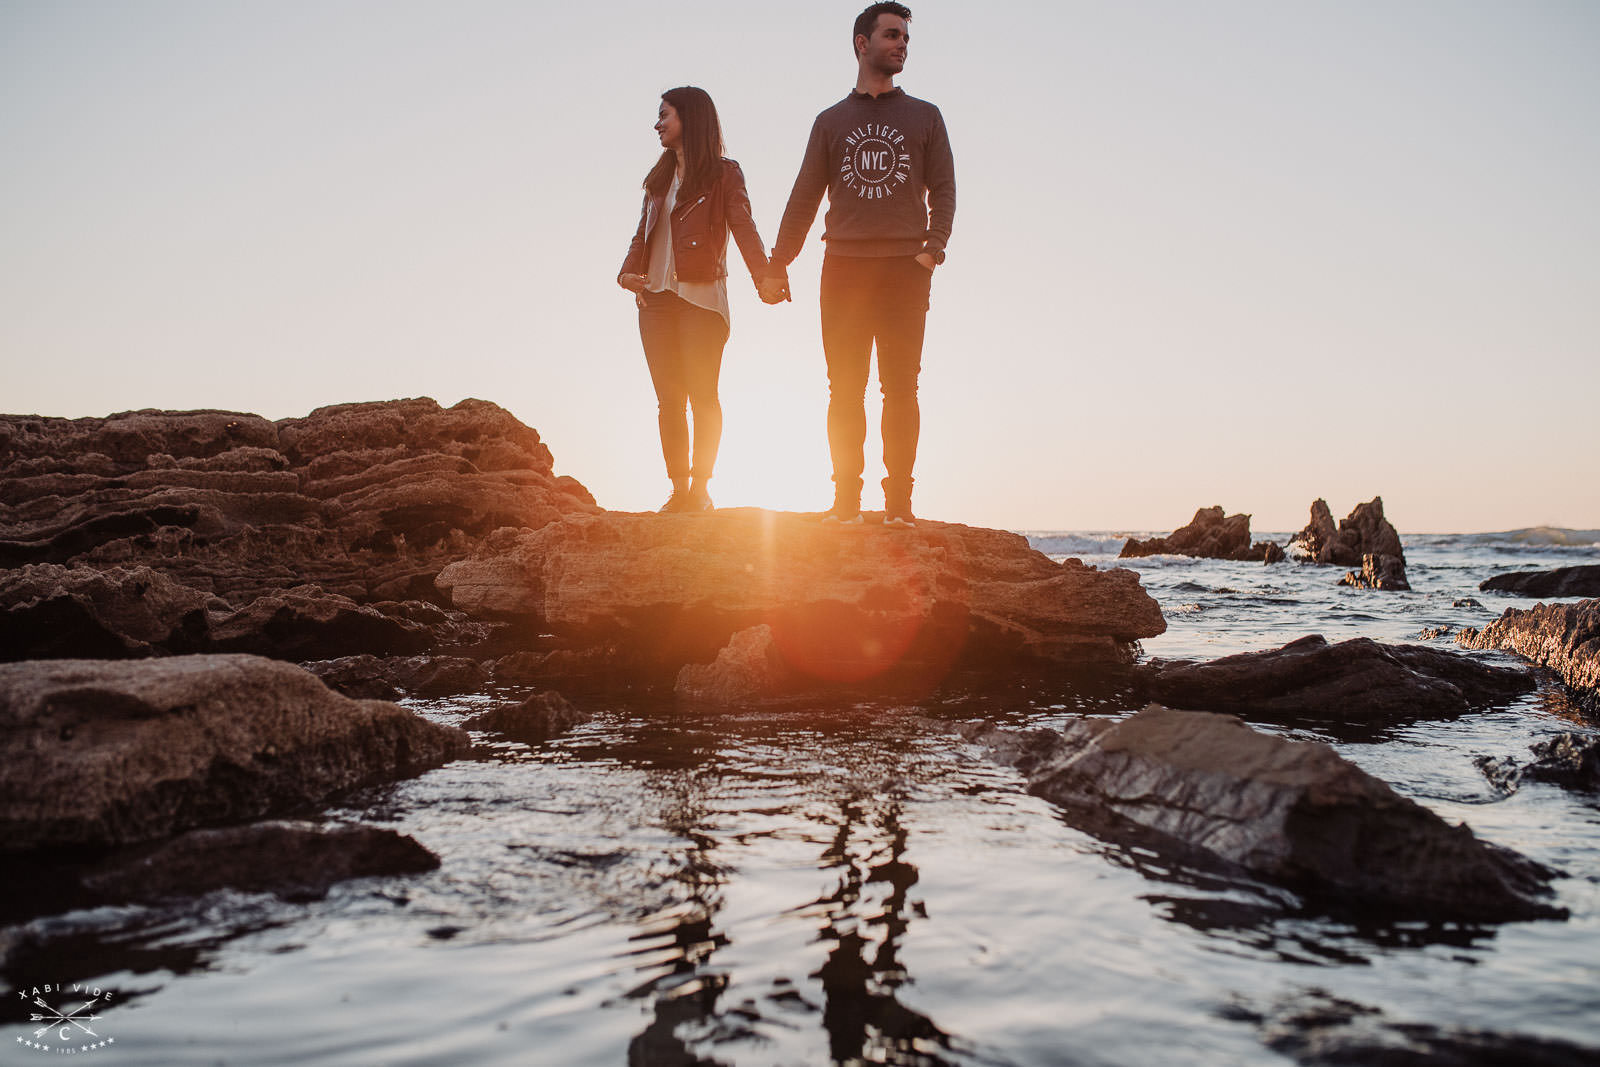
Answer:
[{"left": 857, "top": 14, "right": 909, "bottom": 75}]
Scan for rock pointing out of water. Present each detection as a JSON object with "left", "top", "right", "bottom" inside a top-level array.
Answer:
[
  {"left": 1119, "top": 506, "right": 1285, "bottom": 563},
  {"left": 1480, "top": 566, "right": 1600, "bottom": 599},
  {"left": 437, "top": 509, "right": 1167, "bottom": 687},
  {"left": 1143, "top": 634, "right": 1533, "bottom": 728},
  {"left": 1459, "top": 599, "right": 1600, "bottom": 710},
  {"left": 0, "top": 655, "right": 470, "bottom": 852},
  {"left": 1289, "top": 497, "right": 1410, "bottom": 591},
  {"left": 971, "top": 705, "right": 1564, "bottom": 922}
]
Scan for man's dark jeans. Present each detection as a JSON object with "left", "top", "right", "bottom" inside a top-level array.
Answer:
[
  {"left": 819, "top": 254, "right": 932, "bottom": 503},
  {"left": 638, "top": 289, "right": 729, "bottom": 482}
]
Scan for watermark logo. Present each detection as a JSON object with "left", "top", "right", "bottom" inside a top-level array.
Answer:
[{"left": 13, "top": 983, "right": 117, "bottom": 1055}]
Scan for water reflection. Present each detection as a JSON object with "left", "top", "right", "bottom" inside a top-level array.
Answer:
[{"left": 796, "top": 793, "right": 954, "bottom": 1066}]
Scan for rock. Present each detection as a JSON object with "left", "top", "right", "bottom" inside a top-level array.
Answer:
[
  {"left": 1418, "top": 625, "right": 1454, "bottom": 640},
  {"left": 0, "top": 399, "right": 597, "bottom": 661},
  {"left": 302, "top": 655, "right": 404, "bottom": 701},
  {"left": 1480, "top": 565, "right": 1600, "bottom": 598},
  {"left": 462, "top": 691, "right": 588, "bottom": 740},
  {"left": 1477, "top": 733, "right": 1600, "bottom": 794},
  {"left": 0, "top": 655, "right": 470, "bottom": 852},
  {"left": 675, "top": 624, "right": 793, "bottom": 704},
  {"left": 1458, "top": 599, "right": 1600, "bottom": 709},
  {"left": 437, "top": 510, "right": 1167, "bottom": 688},
  {"left": 386, "top": 655, "right": 492, "bottom": 697},
  {"left": 1143, "top": 635, "right": 1533, "bottom": 728},
  {"left": 208, "top": 586, "right": 433, "bottom": 659},
  {"left": 491, "top": 646, "right": 626, "bottom": 692},
  {"left": 1339, "top": 551, "right": 1412, "bottom": 592},
  {"left": 80, "top": 821, "right": 439, "bottom": 903},
  {"left": 1289, "top": 497, "right": 1409, "bottom": 590},
  {"left": 969, "top": 705, "right": 1564, "bottom": 922},
  {"left": 1119, "top": 506, "right": 1284, "bottom": 563},
  {"left": 0, "top": 563, "right": 220, "bottom": 658}
]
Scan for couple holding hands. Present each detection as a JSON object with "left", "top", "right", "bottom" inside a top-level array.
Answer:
[{"left": 617, "top": 2, "right": 955, "bottom": 527}]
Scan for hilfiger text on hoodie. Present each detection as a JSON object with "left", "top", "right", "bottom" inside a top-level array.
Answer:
[{"left": 771, "top": 87, "right": 956, "bottom": 266}]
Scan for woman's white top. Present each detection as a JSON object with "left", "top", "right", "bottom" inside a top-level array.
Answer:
[{"left": 644, "top": 172, "right": 731, "bottom": 325}]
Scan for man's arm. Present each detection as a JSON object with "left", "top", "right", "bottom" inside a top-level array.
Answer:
[
  {"left": 921, "top": 107, "right": 956, "bottom": 260},
  {"left": 768, "top": 117, "right": 832, "bottom": 280}
]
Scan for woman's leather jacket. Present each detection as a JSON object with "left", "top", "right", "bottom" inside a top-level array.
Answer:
[{"left": 619, "top": 158, "right": 768, "bottom": 285}]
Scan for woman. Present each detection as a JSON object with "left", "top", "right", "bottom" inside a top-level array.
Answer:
[{"left": 618, "top": 86, "right": 769, "bottom": 513}]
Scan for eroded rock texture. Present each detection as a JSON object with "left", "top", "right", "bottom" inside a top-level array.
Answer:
[
  {"left": 0, "top": 655, "right": 469, "bottom": 851},
  {"left": 1289, "top": 497, "right": 1410, "bottom": 591},
  {"left": 0, "top": 399, "right": 597, "bottom": 661},
  {"left": 437, "top": 509, "right": 1167, "bottom": 687},
  {"left": 1120, "top": 506, "right": 1284, "bottom": 563},
  {"left": 1459, "top": 599, "right": 1600, "bottom": 710},
  {"left": 971, "top": 705, "right": 1564, "bottom": 922}
]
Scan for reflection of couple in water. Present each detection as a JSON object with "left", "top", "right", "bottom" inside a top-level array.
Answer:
[{"left": 618, "top": 2, "right": 956, "bottom": 527}]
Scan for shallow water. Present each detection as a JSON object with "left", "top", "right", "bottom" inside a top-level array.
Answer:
[{"left": 3, "top": 533, "right": 1598, "bottom": 1065}]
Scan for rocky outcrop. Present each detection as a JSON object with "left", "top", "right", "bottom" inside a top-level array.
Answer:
[
  {"left": 1479, "top": 733, "right": 1600, "bottom": 794},
  {"left": 970, "top": 705, "right": 1564, "bottom": 922},
  {"left": 462, "top": 691, "right": 589, "bottom": 741},
  {"left": 1481, "top": 565, "right": 1600, "bottom": 598},
  {"left": 1288, "top": 497, "right": 1410, "bottom": 590},
  {"left": 675, "top": 624, "right": 794, "bottom": 705},
  {"left": 0, "top": 655, "right": 469, "bottom": 852},
  {"left": 1143, "top": 635, "right": 1533, "bottom": 729},
  {"left": 1119, "top": 506, "right": 1284, "bottom": 563},
  {"left": 1458, "top": 599, "right": 1600, "bottom": 709},
  {"left": 0, "top": 399, "right": 596, "bottom": 661},
  {"left": 437, "top": 509, "right": 1167, "bottom": 688},
  {"left": 80, "top": 821, "right": 439, "bottom": 904}
]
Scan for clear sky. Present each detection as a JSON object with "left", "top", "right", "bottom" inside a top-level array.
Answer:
[{"left": 3, "top": 0, "right": 1597, "bottom": 532}]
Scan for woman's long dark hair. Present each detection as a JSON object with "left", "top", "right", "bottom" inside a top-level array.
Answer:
[{"left": 644, "top": 86, "right": 724, "bottom": 200}]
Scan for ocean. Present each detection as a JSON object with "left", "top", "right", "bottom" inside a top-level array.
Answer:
[{"left": 3, "top": 531, "right": 1597, "bottom": 1065}]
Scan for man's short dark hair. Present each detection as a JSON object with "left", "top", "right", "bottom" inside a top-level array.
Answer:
[{"left": 853, "top": 2, "right": 911, "bottom": 54}]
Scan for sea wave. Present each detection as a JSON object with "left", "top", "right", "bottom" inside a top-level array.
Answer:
[{"left": 1023, "top": 532, "right": 1141, "bottom": 557}]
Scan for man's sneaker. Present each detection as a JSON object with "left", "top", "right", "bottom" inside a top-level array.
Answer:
[
  {"left": 684, "top": 485, "right": 714, "bottom": 512},
  {"left": 883, "top": 499, "right": 917, "bottom": 528},
  {"left": 821, "top": 495, "right": 863, "bottom": 524}
]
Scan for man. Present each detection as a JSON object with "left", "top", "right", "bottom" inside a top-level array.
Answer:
[{"left": 762, "top": 2, "right": 956, "bottom": 527}]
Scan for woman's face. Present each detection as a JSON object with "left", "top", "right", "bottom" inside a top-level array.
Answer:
[{"left": 655, "top": 101, "right": 682, "bottom": 150}]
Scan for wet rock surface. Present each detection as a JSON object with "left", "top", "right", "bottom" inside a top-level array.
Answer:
[
  {"left": 675, "top": 624, "right": 794, "bottom": 705},
  {"left": 0, "top": 399, "right": 596, "bottom": 661},
  {"left": 462, "top": 691, "right": 589, "bottom": 741},
  {"left": 1458, "top": 599, "right": 1600, "bottom": 710},
  {"left": 438, "top": 509, "right": 1167, "bottom": 687},
  {"left": 1289, "top": 497, "right": 1410, "bottom": 590},
  {"left": 81, "top": 821, "right": 440, "bottom": 904},
  {"left": 0, "top": 655, "right": 469, "bottom": 852},
  {"left": 969, "top": 705, "right": 1564, "bottom": 922},
  {"left": 1141, "top": 634, "right": 1533, "bottom": 730},
  {"left": 1120, "top": 506, "right": 1285, "bottom": 563},
  {"left": 1478, "top": 732, "right": 1600, "bottom": 794},
  {"left": 1480, "top": 564, "right": 1600, "bottom": 598}
]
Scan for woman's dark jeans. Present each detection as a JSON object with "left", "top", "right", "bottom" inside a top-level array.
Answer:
[{"left": 638, "top": 290, "right": 730, "bottom": 482}]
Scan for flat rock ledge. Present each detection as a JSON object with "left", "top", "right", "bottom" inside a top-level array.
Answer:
[
  {"left": 1120, "top": 506, "right": 1284, "bottom": 563},
  {"left": 1458, "top": 599, "right": 1600, "bottom": 711},
  {"left": 1142, "top": 634, "right": 1533, "bottom": 730},
  {"left": 437, "top": 509, "right": 1167, "bottom": 688},
  {"left": 1480, "top": 565, "right": 1600, "bottom": 599},
  {"left": 969, "top": 705, "right": 1564, "bottom": 922},
  {"left": 0, "top": 655, "right": 469, "bottom": 852}
]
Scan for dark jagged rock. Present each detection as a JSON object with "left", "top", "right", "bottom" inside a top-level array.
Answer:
[
  {"left": 675, "top": 624, "right": 794, "bottom": 705},
  {"left": 462, "top": 691, "right": 588, "bottom": 740},
  {"left": 969, "top": 705, "right": 1564, "bottom": 922},
  {"left": 0, "top": 399, "right": 597, "bottom": 662},
  {"left": 302, "top": 655, "right": 404, "bottom": 700},
  {"left": 491, "top": 646, "right": 627, "bottom": 692},
  {"left": 1289, "top": 497, "right": 1410, "bottom": 590},
  {"left": 1477, "top": 733, "right": 1600, "bottom": 794},
  {"left": 1459, "top": 599, "right": 1600, "bottom": 710},
  {"left": 1142, "top": 634, "right": 1533, "bottom": 728},
  {"left": 1480, "top": 565, "right": 1600, "bottom": 599},
  {"left": 1119, "top": 506, "right": 1284, "bottom": 564},
  {"left": 0, "top": 563, "right": 220, "bottom": 658},
  {"left": 438, "top": 509, "right": 1167, "bottom": 689},
  {"left": 0, "top": 655, "right": 469, "bottom": 852},
  {"left": 80, "top": 821, "right": 439, "bottom": 904}
]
